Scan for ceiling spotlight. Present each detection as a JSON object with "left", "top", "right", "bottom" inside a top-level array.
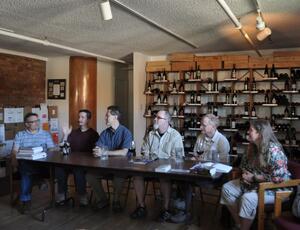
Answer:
[
  {"left": 256, "top": 27, "right": 272, "bottom": 41},
  {"left": 99, "top": 0, "right": 113, "bottom": 21}
]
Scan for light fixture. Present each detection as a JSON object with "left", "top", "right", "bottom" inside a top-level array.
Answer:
[
  {"left": 254, "top": 3, "right": 272, "bottom": 41},
  {"left": 99, "top": 0, "right": 112, "bottom": 21}
]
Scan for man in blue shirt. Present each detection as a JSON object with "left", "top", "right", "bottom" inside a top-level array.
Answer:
[
  {"left": 11, "top": 112, "right": 55, "bottom": 214},
  {"left": 86, "top": 106, "right": 132, "bottom": 212}
]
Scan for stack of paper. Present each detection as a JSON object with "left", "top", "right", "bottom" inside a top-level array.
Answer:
[
  {"left": 155, "top": 164, "right": 171, "bottom": 172},
  {"left": 17, "top": 146, "right": 47, "bottom": 160},
  {"left": 190, "top": 162, "right": 232, "bottom": 174}
]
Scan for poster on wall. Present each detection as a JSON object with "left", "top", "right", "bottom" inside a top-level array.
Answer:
[{"left": 47, "top": 79, "right": 66, "bottom": 99}]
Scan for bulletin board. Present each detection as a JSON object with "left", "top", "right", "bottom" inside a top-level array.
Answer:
[{"left": 47, "top": 79, "right": 66, "bottom": 99}]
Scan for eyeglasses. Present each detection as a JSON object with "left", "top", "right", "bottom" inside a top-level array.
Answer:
[
  {"left": 155, "top": 116, "right": 166, "bottom": 120},
  {"left": 26, "top": 119, "right": 40, "bottom": 124}
]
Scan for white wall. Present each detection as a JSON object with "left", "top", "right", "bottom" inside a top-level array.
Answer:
[
  {"left": 133, "top": 52, "right": 148, "bottom": 153},
  {"left": 46, "top": 57, "right": 116, "bottom": 137},
  {"left": 97, "top": 61, "right": 116, "bottom": 132},
  {"left": 46, "top": 57, "right": 70, "bottom": 135}
]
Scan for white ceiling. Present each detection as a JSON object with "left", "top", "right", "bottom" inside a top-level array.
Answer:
[{"left": 0, "top": 0, "right": 300, "bottom": 61}]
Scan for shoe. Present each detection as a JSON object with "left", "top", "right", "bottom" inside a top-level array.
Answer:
[
  {"left": 130, "top": 206, "right": 147, "bottom": 219},
  {"left": 92, "top": 199, "right": 109, "bottom": 211},
  {"left": 79, "top": 194, "right": 88, "bottom": 207},
  {"left": 17, "top": 201, "right": 31, "bottom": 214},
  {"left": 170, "top": 211, "right": 192, "bottom": 224},
  {"left": 158, "top": 209, "right": 172, "bottom": 222},
  {"left": 38, "top": 180, "right": 48, "bottom": 191},
  {"left": 56, "top": 193, "right": 66, "bottom": 204},
  {"left": 112, "top": 200, "right": 122, "bottom": 213}
]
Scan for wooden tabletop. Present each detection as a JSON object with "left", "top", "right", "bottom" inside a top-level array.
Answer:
[{"left": 22, "top": 151, "right": 223, "bottom": 182}]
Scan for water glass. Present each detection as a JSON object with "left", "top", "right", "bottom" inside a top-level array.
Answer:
[
  {"left": 211, "top": 150, "right": 220, "bottom": 162},
  {"left": 100, "top": 146, "right": 108, "bottom": 160},
  {"left": 175, "top": 147, "right": 184, "bottom": 163}
]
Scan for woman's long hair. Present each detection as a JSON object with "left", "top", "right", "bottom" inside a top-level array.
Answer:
[{"left": 248, "top": 119, "right": 282, "bottom": 167}]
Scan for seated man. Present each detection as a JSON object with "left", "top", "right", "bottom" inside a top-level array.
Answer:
[
  {"left": 55, "top": 109, "right": 99, "bottom": 206},
  {"left": 170, "top": 113, "right": 230, "bottom": 223},
  {"left": 130, "top": 110, "right": 184, "bottom": 222},
  {"left": 86, "top": 105, "right": 132, "bottom": 212},
  {"left": 11, "top": 112, "right": 55, "bottom": 214},
  {"left": 194, "top": 113, "right": 230, "bottom": 162}
]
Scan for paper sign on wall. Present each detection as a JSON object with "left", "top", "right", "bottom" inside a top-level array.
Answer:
[{"left": 4, "top": 108, "right": 24, "bottom": 123}]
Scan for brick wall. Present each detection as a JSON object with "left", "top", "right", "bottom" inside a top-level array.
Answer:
[{"left": 0, "top": 53, "right": 46, "bottom": 106}]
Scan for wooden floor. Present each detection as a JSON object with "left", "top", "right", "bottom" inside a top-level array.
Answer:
[{"left": 0, "top": 185, "right": 228, "bottom": 230}]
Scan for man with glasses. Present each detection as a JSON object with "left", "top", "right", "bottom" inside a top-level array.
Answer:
[
  {"left": 11, "top": 112, "right": 55, "bottom": 214},
  {"left": 170, "top": 113, "right": 230, "bottom": 223},
  {"left": 86, "top": 105, "right": 132, "bottom": 213},
  {"left": 130, "top": 110, "right": 183, "bottom": 222}
]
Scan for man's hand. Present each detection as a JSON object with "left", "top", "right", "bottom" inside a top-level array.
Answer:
[
  {"left": 62, "top": 125, "right": 72, "bottom": 140},
  {"left": 11, "top": 154, "right": 18, "bottom": 168},
  {"left": 93, "top": 146, "right": 101, "bottom": 157}
]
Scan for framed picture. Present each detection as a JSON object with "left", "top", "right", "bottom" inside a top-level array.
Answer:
[{"left": 47, "top": 79, "right": 66, "bottom": 99}]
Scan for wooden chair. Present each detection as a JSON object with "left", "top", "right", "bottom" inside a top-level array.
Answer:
[
  {"left": 257, "top": 161, "right": 300, "bottom": 230},
  {"left": 273, "top": 184, "right": 300, "bottom": 230}
]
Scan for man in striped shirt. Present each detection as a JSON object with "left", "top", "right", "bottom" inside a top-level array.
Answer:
[{"left": 11, "top": 112, "right": 55, "bottom": 214}]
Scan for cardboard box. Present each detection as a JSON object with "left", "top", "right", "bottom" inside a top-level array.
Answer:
[
  {"left": 146, "top": 61, "right": 171, "bottom": 72},
  {"left": 196, "top": 61, "right": 222, "bottom": 70},
  {"left": 248, "top": 57, "right": 273, "bottom": 68},
  {"left": 168, "top": 53, "right": 195, "bottom": 62},
  {"left": 48, "top": 106, "right": 58, "bottom": 118},
  {"left": 171, "top": 61, "right": 196, "bottom": 71}
]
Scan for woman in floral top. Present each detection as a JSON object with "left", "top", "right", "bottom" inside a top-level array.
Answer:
[{"left": 220, "top": 120, "right": 290, "bottom": 230}]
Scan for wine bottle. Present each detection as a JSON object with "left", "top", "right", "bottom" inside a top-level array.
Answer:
[
  {"left": 213, "top": 105, "right": 218, "bottom": 116},
  {"left": 270, "top": 64, "right": 276, "bottom": 78},
  {"left": 214, "top": 81, "right": 218, "bottom": 91},
  {"left": 207, "top": 103, "right": 212, "bottom": 114},
  {"left": 157, "top": 94, "right": 161, "bottom": 104},
  {"left": 232, "top": 92, "right": 237, "bottom": 104},
  {"left": 244, "top": 103, "right": 249, "bottom": 116},
  {"left": 196, "top": 65, "right": 201, "bottom": 79},
  {"left": 163, "top": 94, "right": 168, "bottom": 104},
  {"left": 147, "top": 80, "right": 151, "bottom": 92},
  {"left": 185, "top": 71, "right": 190, "bottom": 81},
  {"left": 271, "top": 92, "right": 276, "bottom": 104},
  {"left": 252, "top": 78, "right": 257, "bottom": 91},
  {"left": 196, "top": 117, "right": 201, "bottom": 128},
  {"left": 225, "top": 93, "right": 230, "bottom": 104},
  {"left": 173, "top": 104, "right": 178, "bottom": 116},
  {"left": 196, "top": 91, "right": 201, "bottom": 104},
  {"left": 285, "top": 132, "right": 290, "bottom": 145},
  {"left": 244, "top": 77, "right": 249, "bottom": 91},
  {"left": 190, "top": 91, "right": 195, "bottom": 104},
  {"left": 251, "top": 106, "right": 256, "bottom": 117},
  {"left": 284, "top": 79, "right": 290, "bottom": 91},
  {"left": 264, "top": 64, "right": 269, "bottom": 78},
  {"left": 226, "top": 115, "right": 231, "bottom": 128},
  {"left": 264, "top": 93, "right": 269, "bottom": 104},
  {"left": 231, "top": 143, "right": 238, "bottom": 155},
  {"left": 231, "top": 64, "right": 236, "bottom": 79},
  {"left": 162, "top": 70, "right": 167, "bottom": 81},
  {"left": 291, "top": 76, "right": 297, "bottom": 91},
  {"left": 291, "top": 128, "right": 297, "bottom": 145},
  {"left": 172, "top": 80, "right": 177, "bottom": 92},
  {"left": 231, "top": 116, "right": 236, "bottom": 129},
  {"left": 179, "top": 81, "right": 184, "bottom": 92},
  {"left": 179, "top": 107, "right": 184, "bottom": 116},
  {"left": 284, "top": 106, "right": 289, "bottom": 117},
  {"left": 291, "top": 106, "right": 296, "bottom": 117},
  {"left": 208, "top": 79, "right": 212, "bottom": 91},
  {"left": 157, "top": 71, "right": 161, "bottom": 81},
  {"left": 147, "top": 105, "right": 151, "bottom": 116},
  {"left": 190, "top": 68, "right": 194, "bottom": 80}
]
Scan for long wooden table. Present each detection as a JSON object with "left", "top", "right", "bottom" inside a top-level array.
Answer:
[{"left": 19, "top": 151, "right": 224, "bottom": 220}]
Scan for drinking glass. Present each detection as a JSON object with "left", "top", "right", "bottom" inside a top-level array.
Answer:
[
  {"left": 100, "top": 146, "right": 108, "bottom": 160},
  {"left": 211, "top": 150, "right": 220, "bottom": 162},
  {"left": 175, "top": 147, "right": 184, "bottom": 163}
]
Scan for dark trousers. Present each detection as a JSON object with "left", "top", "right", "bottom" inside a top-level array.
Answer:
[
  {"left": 55, "top": 167, "right": 86, "bottom": 195},
  {"left": 18, "top": 160, "right": 49, "bottom": 202}
]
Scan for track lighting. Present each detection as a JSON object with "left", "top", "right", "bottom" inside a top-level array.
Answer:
[{"left": 99, "top": 1, "right": 113, "bottom": 21}]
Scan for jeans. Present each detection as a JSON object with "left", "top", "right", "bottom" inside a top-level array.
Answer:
[
  {"left": 55, "top": 167, "right": 87, "bottom": 195},
  {"left": 18, "top": 160, "right": 49, "bottom": 202}
]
